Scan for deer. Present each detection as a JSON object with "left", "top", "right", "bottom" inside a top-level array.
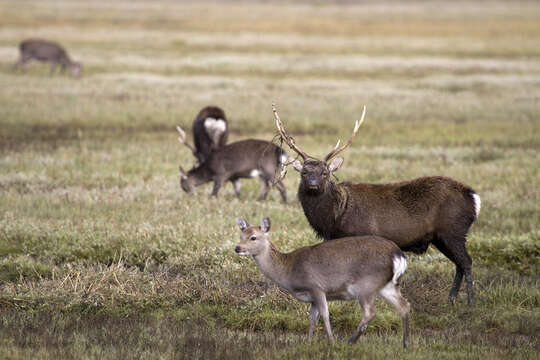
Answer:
[
  {"left": 234, "top": 217, "right": 411, "bottom": 347},
  {"left": 13, "top": 39, "right": 82, "bottom": 77},
  {"left": 191, "top": 106, "right": 229, "bottom": 164},
  {"left": 273, "top": 104, "right": 481, "bottom": 305},
  {"left": 176, "top": 125, "right": 287, "bottom": 201}
]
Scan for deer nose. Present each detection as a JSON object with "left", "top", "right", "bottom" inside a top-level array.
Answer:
[
  {"left": 307, "top": 178, "right": 320, "bottom": 187},
  {"left": 235, "top": 246, "right": 241, "bottom": 253}
]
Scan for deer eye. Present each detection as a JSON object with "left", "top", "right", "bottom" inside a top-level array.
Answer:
[{"left": 250, "top": 236, "right": 257, "bottom": 241}]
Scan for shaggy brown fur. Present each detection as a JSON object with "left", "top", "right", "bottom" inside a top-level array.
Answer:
[{"left": 293, "top": 158, "right": 480, "bottom": 305}]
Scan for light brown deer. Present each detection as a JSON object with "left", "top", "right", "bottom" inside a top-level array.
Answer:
[
  {"left": 273, "top": 104, "right": 480, "bottom": 305},
  {"left": 235, "top": 217, "right": 410, "bottom": 346}
]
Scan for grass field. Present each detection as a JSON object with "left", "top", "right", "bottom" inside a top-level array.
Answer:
[{"left": 0, "top": 0, "right": 539, "bottom": 358}]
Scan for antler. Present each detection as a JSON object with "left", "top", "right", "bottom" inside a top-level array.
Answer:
[
  {"left": 272, "top": 103, "right": 309, "bottom": 161},
  {"left": 323, "top": 105, "right": 366, "bottom": 161},
  {"left": 176, "top": 125, "right": 196, "bottom": 153}
]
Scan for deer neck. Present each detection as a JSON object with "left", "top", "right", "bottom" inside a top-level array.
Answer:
[
  {"left": 298, "top": 181, "right": 348, "bottom": 240},
  {"left": 188, "top": 165, "right": 213, "bottom": 186},
  {"left": 252, "top": 241, "right": 293, "bottom": 289}
]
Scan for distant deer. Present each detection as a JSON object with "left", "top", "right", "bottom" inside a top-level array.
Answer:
[
  {"left": 191, "top": 106, "right": 229, "bottom": 164},
  {"left": 14, "top": 39, "right": 82, "bottom": 77},
  {"left": 235, "top": 217, "right": 411, "bottom": 346},
  {"left": 177, "top": 125, "right": 287, "bottom": 201},
  {"left": 273, "top": 104, "right": 481, "bottom": 305}
]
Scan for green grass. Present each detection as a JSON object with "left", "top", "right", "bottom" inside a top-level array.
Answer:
[{"left": 1, "top": 0, "right": 539, "bottom": 359}]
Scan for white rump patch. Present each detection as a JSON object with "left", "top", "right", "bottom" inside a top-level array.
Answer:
[
  {"left": 250, "top": 170, "right": 260, "bottom": 178},
  {"left": 392, "top": 254, "right": 407, "bottom": 285},
  {"left": 472, "top": 193, "right": 481, "bottom": 217},
  {"left": 204, "top": 117, "right": 227, "bottom": 145}
]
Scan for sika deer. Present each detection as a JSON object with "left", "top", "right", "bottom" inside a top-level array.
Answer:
[
  {"left": 14, "top": 39, "right": 82, "bottom": 77},
  {"left": 191, "top": 106, "right": 229, "bottom": 164},
  {"left": 235, "top": 217, "right": 411, "bottom": 346},
  {"left": 273, "top": 104, "right": 481, "bottom": 305},
  {"left": 177, "top": 125, "right": 287, "bottom": 201}
]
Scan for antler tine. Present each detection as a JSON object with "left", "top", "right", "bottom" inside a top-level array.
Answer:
[
  {"left": 272, "top": 103, "right": 308, "bottom": 161},
  {"left": 176, "top": 125, "right": 196, "bottom": 153},
  {"left": 324, "top": 105, "right": 366, "bottom": 161}
]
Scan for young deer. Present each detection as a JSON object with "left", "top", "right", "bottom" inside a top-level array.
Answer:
[
  {"left": 235, "top": 217, "right": 411, "bottom": 347},
  {"left": 273, "top": 104, "right": 480, "bottom": 305},
  {"left": 14, "top": 39, "right": 82, "bottom": 77},
  {"left": 177, "top": 125, "right": 287, "bottom": 201}
]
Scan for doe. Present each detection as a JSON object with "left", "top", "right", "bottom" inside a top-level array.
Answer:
[
  {"left": 235, "top": 217, "right": 411, "bottom": 346},
  {"left": 14, "top": 39, "right": 82, "bottom": 77}
]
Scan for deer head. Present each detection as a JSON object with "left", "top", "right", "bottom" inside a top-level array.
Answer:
[
  {"left": 178, "top": 165, "right": 196, "bottom": 194},
  {"left": 234, "top": 218, "right": 271, "bottom": 256},
  {"left": 71, "top": 62, "right": 82, "bottom": 78},
  {"left": 273, "top": 104, "right": 366, "bottom": 195}
]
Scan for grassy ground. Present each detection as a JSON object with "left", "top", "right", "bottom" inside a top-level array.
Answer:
[{"left": 0, "top": 0, "right": 539, "bottom": 359}]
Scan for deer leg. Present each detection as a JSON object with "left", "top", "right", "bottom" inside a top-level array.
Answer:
[
  {"left": 308, "top": 303, "right": 320, "bottom": 341},
  {"left": 210, "top": 177, "right": 225, "bottom": 197},
  {"left": 275, "top": 179, "right": 287, "bottom": 203},
  {"left": 313, "top": 291, "right": 334, "bottom": 344},
  {"left": 433, "top": 236, "right": 474, "bottom": 305},
  {"left": 379, "top": 282, "right": 411, "bottom": 348},
  {"left": 232, "top": 179, "right": 241, "bottom": 197},
  {"left": 50, "top": 64, "right": 57, "bottom": 76},
  {"left": 449, "top": 266, "right": 464, "bottom": 302},
  {"left": 464, "top": 267, "right": 474, "bottom": 306},
  {"left": 257, "top": 177, "right": 270, "bottom": 201},
  {"left": 348, "top": 295, "right": 376, "bottom": 345}
]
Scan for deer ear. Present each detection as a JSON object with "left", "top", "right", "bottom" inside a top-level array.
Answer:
[
  {"left": 292, "top": 159, "right": 303, "bottom": 172},
  {"left": 236, "top": 218, "right": 248, "bottom": 231},
  {"left": 178, "top": 165, "right": 188, "bottom": 180},
  {"left": 328, "top": 157, "right": 344, "bottom": 173},
  {"left": 260, "top": 218, "right": 271, "bottom": 233}
]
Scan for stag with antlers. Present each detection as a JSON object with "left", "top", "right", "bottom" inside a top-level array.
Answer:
[{"left": 273, "top": 104, "right": 481, "bottom": 305}]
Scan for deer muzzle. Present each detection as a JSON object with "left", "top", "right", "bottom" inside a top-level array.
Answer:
[
  {"left": 235, "top": 245, "right": 249, "bottom": 256},
  {"left": 305, "top": 177, "right": 322, "bottom": 192}
]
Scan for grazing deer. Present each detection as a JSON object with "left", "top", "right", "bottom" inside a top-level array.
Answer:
[
  {"left": 191, "top": 106, "right": 229, "bottom": 164},
  {"left": 13, "top": 39, "right": 82, "bottom": 77},
  {"left": 273, "top": 104, "right": 481, "bottom": 305},
  {"left": 177, "top": 125, "right": 287, "bottom": 201},
  {"left": 235, "top": 217, "right": 411, "bottom": 346}
]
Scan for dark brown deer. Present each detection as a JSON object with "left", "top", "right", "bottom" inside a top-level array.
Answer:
[
  {"left": 191, "top": 106, "right": 229, "bottom": 164},
  {"left": 177, "top": 125, "right": 287, "bottom": 201},
  {"left": 273, "top": 104, "right": 481, "bottom": 305},
  {"left": 13, "top": 39, "right": 82, "bottom": 77},
  {"left": 235, "top": 217, "right": 410, "bottom": 346}
]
